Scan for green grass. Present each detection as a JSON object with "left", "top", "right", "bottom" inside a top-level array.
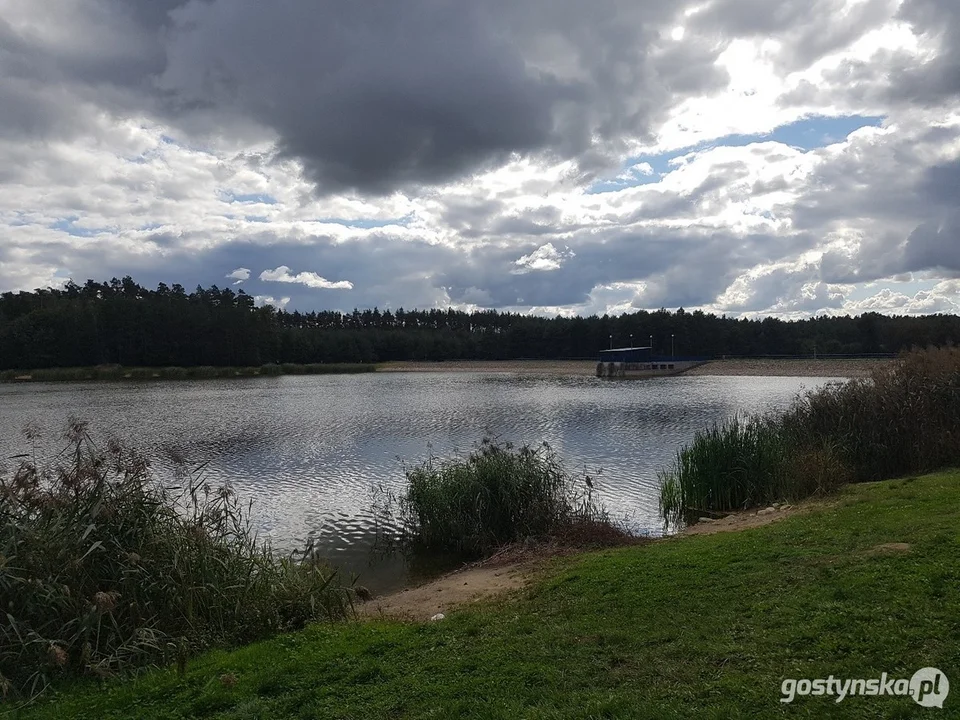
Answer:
[
  {"left": 22, "top": 471, "right": 960, "bottom": 718},
  {"left": 0, "top": 363, "right": 376, "bottom": 383}
]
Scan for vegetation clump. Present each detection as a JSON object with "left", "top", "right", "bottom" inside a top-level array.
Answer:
[
  {"left": 0, "top": 422, "right": 353, "bottom": 702},
  {"left": 0, "top": 363, "right": 374, "bottom": 383},
  {"left": 401, "top": 439, "right": 611, "bottom": 558},
  {"left": 660, "top": 346, "right": 960, "bottom": 522}
]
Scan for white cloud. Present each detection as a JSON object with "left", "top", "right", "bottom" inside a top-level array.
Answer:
[
  {"left": 253, "top": 295, "right": 291, "bottom": 309},
  {"left": 513, "top": 243, "right": 576, "bottom": 273},
  {"left": 226, "top": 267, "right": 250, "bottom": 284},
  {"left": 259, "top": 266, "right": 354, "bottom": 290}
]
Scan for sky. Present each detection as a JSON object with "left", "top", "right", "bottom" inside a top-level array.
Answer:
[{"left": 0, "top": 0, "right": 959, "bottom": 318}]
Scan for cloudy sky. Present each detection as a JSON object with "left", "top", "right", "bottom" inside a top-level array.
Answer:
[{"left": 1, "top": 0, "right": 958, "bottom": 317}]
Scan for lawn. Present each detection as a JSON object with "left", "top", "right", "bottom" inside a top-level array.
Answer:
[{"left": 21, "top": 472, "right": 960, "bottom": 719}]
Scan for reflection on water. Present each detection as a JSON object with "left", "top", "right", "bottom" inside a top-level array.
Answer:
[{"left": 0, "top": 372, "right": 842, "bottom": 592}]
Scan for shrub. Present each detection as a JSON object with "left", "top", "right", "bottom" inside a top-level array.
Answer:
[
  {"left": 93, "top": 365, "right": 124, "bottom": 381},
  {"left": 125, "top": 367, "right": 155, "bottom": 380},
  {"left": 401, "top": 438, "right": 606, "bottom": 557},
  {"left": 186, "top": 366, "right": 219, "bottom": 379},
  {"left": 660, "top": 347, "right": 960, "bottom": 523},
  {"left": 158, "top": 366, "right": 188, "bottom": 380},
  {"left": 782, "top": 346, "right": 960, "bottom": 481},
  {"left": 0, "top": 422, "right": 353, "bottom": 702}
]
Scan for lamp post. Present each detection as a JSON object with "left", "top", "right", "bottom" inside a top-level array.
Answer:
[
  {"left": 671, "top": 334, "right": 675, "bottom": 358},
  {"left": 649, "top": 335, "right": 653, "bottom": 353},
  {"left": 629, "top": 333, "right": 633, "bottom": 347},
  {"left": 609, "top": 334, "right": 613, "bottom": 349}
]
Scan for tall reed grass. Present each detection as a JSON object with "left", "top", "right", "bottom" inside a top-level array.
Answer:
[
  {"left": 660, "top": 347, "right": 960, "bottom": 523},
  {"left": 0, "top": 422, "right": 353, "bottom": 702},
  {"left": 401, "top": 439, "right": 608, "bottom": 557}
]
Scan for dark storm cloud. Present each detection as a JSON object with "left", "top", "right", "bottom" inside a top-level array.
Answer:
[
  {"left": 0, "top": 2, "right": 179, "bottom": 141},
  {"left": 1, "top": 0, "right": 734, "bottom": 194},
  {"left": 895, "top": 0, "right": 960, "bottom": 102}
]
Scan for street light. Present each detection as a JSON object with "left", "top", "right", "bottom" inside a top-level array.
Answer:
[
  {"left": 609, "top": 334, "right": 613, "bottom": 349},
  {"left": 649, "top": 334, "right": 653, "bottom": 353},
  {"left": 629, "top": 333, "right": 633, "bottom": 347},
  {"left": 671, "top": 334, "right": 675, "bottom": 358}
]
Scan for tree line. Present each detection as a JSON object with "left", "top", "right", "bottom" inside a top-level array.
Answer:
[{"left": 1, "top": 277, "right": 958, "bottom": 370}]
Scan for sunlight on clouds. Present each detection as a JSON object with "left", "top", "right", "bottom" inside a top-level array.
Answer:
[
  {"left": 513, "top": 243, "right": 576, "bottom": 273},
  {"left": 259, "top": 266, "right": 354, "bottom": 290}
]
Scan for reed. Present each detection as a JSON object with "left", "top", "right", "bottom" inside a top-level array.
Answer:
[
  {"left": 0, "top": 422, "right": 353, "bottom": 702},
  {"left": 658, "top": 416, "right": 791, "bottom": 523},
  {"left": 660, "top": 346, "right": 960, "bottom": 523},
  {"left": 401, "top": 438, "right": 607, "bottom": 557}
]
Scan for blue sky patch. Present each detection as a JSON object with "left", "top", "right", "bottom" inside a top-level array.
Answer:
[
  {"left": 222, "top": 191, "right": 278, "bottom": 204},
  {"left": 587, "top": 114, "right": 885, "bottom": 194},
  {"left": 50, "top": 217, "right": 113, "bottom": 237},
  {"left": 314, "top": 213, "right": 414, "bottom": 229}
]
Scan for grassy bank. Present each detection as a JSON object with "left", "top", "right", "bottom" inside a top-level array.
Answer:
[
  {"left": 0, "top": 363, "right": 376, "bottom": 383},
  {"left": 660, "top": 346, "right": 960, "bottom": 521},
  {"left": 22, "top": 471, "right": 959, "bottom": 718}
]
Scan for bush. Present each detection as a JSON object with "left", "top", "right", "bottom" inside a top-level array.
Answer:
[
  {"left": 782, "top": 346, "right": 960, "bottom": 481},
  {"left": 185, "top": 366, "right": 219, "bottom": 379},
  {"left": 158, "top": 366, "right": 188, "bottom": 380},
  {"left": 401, "top": 439, "right": 606, "bottom": 557},
  {"left": 660, "top": 347, "right": 960, "bottom": 523},
  {"left": 0, "top": 422, "right": 353, "bottom": 702}
]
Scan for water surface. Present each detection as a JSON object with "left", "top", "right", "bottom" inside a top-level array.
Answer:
[{"left": 0, "top": 372, "right": 843, "bottom": 591}]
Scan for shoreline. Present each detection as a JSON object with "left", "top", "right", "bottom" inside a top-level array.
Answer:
[
  {"left": 360, "top": 501, "right": 810, "bottom": 621},
  {"left": 379, "top": 357, "right": 893, "bottom": 378},
  {"left": 0, "top": 357, "right": 895, "bottom": 384}
]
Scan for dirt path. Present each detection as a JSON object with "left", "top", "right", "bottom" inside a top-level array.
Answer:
[{"left": 359, "top": 565, "right": 531, "bottom": 621}]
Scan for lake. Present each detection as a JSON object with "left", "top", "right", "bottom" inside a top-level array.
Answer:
[{"left": 0, "top": 372, "right": 843, "bottom": 592}]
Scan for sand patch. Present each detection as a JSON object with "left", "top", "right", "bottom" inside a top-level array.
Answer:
[
  {"left": 360, "top": 565, "right": 531, "bottom": 622},
  {"left": 684, "top": 358, "right": 892, "bottom": 378}
]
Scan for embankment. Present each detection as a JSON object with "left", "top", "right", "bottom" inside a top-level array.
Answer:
[{"left": 25, "top": 471, "right": 959, "bottom": 718}]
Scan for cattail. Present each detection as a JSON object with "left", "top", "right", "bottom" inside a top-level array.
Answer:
[
  {"left": 47, "top": 644, "right": 68, "bottom": 668},
  {"left": 92, "top": 591, "right": 119, "bottom": 613}
]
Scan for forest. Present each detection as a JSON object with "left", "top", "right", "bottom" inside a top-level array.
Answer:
[{"left": 1, "top": 277, "right": 958, "bottom": 370}]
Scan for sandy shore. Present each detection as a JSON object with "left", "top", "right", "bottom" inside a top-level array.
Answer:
[
  {"left": 359, "top": 501, "right": 817, "bottom": 621},
  {"left": 684, "top": 357, "right": 891, "bottom": 378},
  {"left": 378, "top": 360, "right": 595, "bottom": 375},
  {"left": 378, "top": 358, "right": 892, "bottom": 378}
]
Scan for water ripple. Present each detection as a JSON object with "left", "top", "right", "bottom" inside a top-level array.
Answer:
[{"left": 0, "top": 373, "right": 836, "bottom": 591}]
